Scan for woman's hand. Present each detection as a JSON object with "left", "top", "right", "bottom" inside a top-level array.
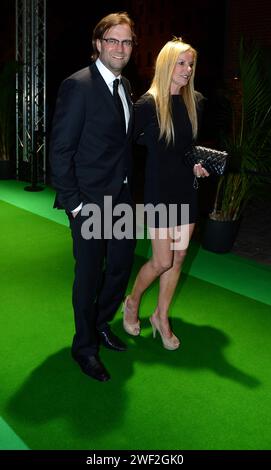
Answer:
[{"left": 193, "top": 163, "right": 210, "bottom": 178}]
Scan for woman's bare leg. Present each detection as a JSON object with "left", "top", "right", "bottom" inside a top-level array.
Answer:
[
  {"left": 151, "top": 224, "right": 195, "bottom": 338},
  {"left": 124, "top": 228, "right": 173, "bottom": 324}
]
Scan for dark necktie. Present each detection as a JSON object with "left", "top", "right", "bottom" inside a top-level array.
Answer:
[{"left": 113, "top": 78, "right": 126, "bottom": 132}]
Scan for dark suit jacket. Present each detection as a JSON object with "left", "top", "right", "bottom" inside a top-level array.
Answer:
[{"left": 49, "top": 63, "right": 133, "bottom": 211}]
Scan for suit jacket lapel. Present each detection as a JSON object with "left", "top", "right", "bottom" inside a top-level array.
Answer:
[
  {"left": 90, "top": 63, "right": 122, "bottom": 121},
  {"left": 122, "top": 78, "right": 134, "bottom": 137},
  {"left": 90, "top": 63, "right": 109, "bottom": 93}
]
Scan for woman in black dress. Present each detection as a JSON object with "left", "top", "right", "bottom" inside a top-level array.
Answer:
[{"left": 123, "top": 38, "right": 209, "bottom": 349}]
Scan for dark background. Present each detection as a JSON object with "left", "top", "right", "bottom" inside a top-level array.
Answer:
[
  {"left": 45, "top": 0, "right": 226, "bottom": 117},
  {"left": 3, "top": 0, "right": 271, "bottom": 131},
  {"left": 1, "top": 0, "right": 228, "bottom": 117},
  {"left": 3, "top": 0, "right": 271, "bottom": 128}
]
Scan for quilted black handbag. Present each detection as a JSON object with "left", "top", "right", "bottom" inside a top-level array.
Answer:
[{"left": 185, "top": 145, "right": 228, "bottom": 175}]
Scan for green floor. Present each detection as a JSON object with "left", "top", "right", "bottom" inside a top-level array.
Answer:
[{"left": 0, "top": 181, "right": 271, "bottom": 450}]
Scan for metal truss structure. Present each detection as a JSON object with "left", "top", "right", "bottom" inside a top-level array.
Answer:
[{"left": 15, "top": 0, "right": 46, "bottom": 184}]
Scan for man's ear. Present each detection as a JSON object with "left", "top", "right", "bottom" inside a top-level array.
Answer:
[{"left": 96, "top": 39, "right": 101, "bottom": 53}]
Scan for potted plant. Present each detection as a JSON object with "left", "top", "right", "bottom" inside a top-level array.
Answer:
[
  {"left": 202, "top": 39, "right": 271, "bottom": 253},
  {"left": 0, "top": 61, "right": 16, "bottom": 179}
]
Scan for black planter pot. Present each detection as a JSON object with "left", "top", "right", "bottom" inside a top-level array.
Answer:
[
  {"left": 0, "top": 160, "right": 14, "bottom": 179},
  {"left": 201, "top": 218, "right": 240, "bottom": 254}
]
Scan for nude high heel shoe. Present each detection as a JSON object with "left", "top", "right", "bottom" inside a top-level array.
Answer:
[
  {"left": 150, "top": 315, "right": 180, "bottom": 350},
  {"left": 122, "top": 296, "right": 141, "bottom": 336}
]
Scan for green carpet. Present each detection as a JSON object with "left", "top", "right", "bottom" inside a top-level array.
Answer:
[
  {"left": 0, "top": 418, "right": 28, "bottom": 450},
  {"left": 0, "top": 198, "right": 271, "bottom": 450}
]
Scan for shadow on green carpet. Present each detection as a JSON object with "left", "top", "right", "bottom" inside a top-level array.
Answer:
[{"left": 5, "top": 315, "right": 260, "bottom": 447}]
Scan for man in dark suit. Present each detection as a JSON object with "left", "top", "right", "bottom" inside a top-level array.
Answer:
[{"left": 50, "top": 12, "right": 136, "bottom": 382}]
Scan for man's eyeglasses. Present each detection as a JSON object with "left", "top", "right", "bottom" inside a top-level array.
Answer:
[{"left": 101, "top": 38, "right": 133, "bottom": 48}]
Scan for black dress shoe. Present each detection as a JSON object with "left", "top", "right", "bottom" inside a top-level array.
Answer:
[
  {"left": 73, "top": 354, "right": 110, "bottom": 382},
  {"left": 99, "top": 327, "right": 127, "bottom": 351}
]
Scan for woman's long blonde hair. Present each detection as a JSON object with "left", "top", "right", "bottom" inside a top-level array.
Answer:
[{"left": 148, "top": 38, "right": 198, "bottom": 144}]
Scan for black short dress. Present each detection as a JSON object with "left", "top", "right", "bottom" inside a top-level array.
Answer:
[{"left": 134, "top": 93, "right": 198, "bottom": 228}]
